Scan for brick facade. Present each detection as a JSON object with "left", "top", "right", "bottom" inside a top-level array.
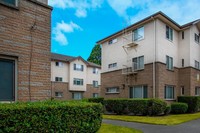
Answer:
[
  {"left": 101, "top": 62, "right": 200, "bottom": 101},
  {"left": 0, "top": 0, "right": 52, "bottom": 101}
]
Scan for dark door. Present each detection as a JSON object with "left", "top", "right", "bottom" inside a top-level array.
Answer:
[{"left": 0, "top": 59, "right": 15, "bottom": 101}]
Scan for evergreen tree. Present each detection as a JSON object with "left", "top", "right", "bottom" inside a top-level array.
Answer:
[{"left": 87, "top": 44, "right": 101, "bottom": 65}]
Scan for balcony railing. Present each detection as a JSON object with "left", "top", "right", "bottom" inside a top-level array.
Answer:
[
  {"left": 122, "top": 62, "right": 138, "bottom": 75},
  {"left": 122, "top": 32, "right": 143, "bottom": 47}
]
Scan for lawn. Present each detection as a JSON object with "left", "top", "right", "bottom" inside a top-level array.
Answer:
[
  {"left": 103, "top": 112, "right": 200, "bottom": 125},
  {"left": 97, "top": 123, "right": 142, "bottom": 133}
]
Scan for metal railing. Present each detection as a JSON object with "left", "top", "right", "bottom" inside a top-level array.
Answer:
[{"left": 122, "top": 62, "right": 138, "bottom": 75}]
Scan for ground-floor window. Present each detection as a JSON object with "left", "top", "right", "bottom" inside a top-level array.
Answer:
[
  {"left": 72, "top": 92, "right": 83, "bottom": 100},
  {"left": 195, "top": 87, "right": 200, "bottom": 96},
  {"left": 93, "top": 93, "right": 99, "bottom": 98},
  {"left": 106, "top": 87, "right": 119, "bottom": 93},
  {"left": 55, "top": 92, "right": 63, "bottom": 98},
  {"left": 129, "top": 85, "right": 147, "bottom": 98},
  {"left": 164, "top": 85, "right": 174, "bottom": 100}
]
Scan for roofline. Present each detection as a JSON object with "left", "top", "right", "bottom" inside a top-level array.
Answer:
[{"left": 97, "top": 11, "right": 199, "bottom": 44}]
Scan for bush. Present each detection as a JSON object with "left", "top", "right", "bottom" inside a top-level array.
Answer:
[
  {"left": 164, "top": 105, "right": 171, "bottom": 115},
  {"left": 127, "top": 99, "right": 149, "bottom": 115},
  {"left": 148, "top": 99, "right": 167, "bottom": 116},
  {"left": 104, "top": 99, "right": 129, "bottom": 115},
  {"left": 171, "top": 102, "right": 188, "bottom": 114},
  {"left": 178, "top": 96, "right": 200, "bottom": 113},
  {"left": 0, "top": 100, "right": 102, "bottom": 133},
  {"left": 88, "top": 97, "right": 104, "bottom": 105}
]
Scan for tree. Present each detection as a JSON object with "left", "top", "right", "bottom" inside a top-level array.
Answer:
[{"left": 87, "top": 44, "right": 101, "bottom": 65}]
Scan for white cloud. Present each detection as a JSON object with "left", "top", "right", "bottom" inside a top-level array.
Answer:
[
  {"left": 48, "top": 0, "right": 104, "bottom": 18},
  {"left": 53, "top": 21, "right": 82, "bottom": 45},
  {"left": 107, "top": 0, "right": 200, "bottom": 25}
]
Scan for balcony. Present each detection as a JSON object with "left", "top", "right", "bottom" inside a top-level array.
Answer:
[{"left": 122, "top": 62, "right": 138, "bottom": 75}]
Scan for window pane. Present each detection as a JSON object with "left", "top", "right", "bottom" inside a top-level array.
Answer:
[
  {"left": 143, "top": 86, "right": 148, "bottom": 98},
  {"left": 139, "top": 56, "right": 144, "bottom": 69},
  {"left": 133, "top": 86, "right": 143, "bottom": 98},
  {"left": 1, "top": 0, "right": 16, "bottom": 5}
]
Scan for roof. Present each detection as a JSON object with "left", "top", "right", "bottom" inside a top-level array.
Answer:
[
  {"left": 97, "top": 11, "right": 200, "bottom": 44},
  {"left": 51, "top": 53, "right": 101, "bottom": 68}
]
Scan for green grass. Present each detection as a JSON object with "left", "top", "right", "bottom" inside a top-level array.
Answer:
[
  {"left": 97, "top": 123, "right": 142, "bottom": 133},
  {"left": 103, "top": 112, "right": 200, "bottom": 125}
]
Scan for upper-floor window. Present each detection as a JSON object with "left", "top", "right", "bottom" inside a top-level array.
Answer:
[
  {"left": 55, "top": 77, "right": 63, "bottom": 82},
  {"left": 0, "top": 0, "right": 18, "bottom": 7},
  {"left": 108, "top": 38, "right": 118, "bottom": 45},
  {"left": 195, "top": 87, "right": 200, "bottom": 96},
  {"left": 195, "top": 33, "right": 199, "bottom": 43},
  {"left": 93, "top": 81, "right": 98, "bottom": 88},
  {"left": 166, "top": 25, "right": 173, "bottom": 41},
  {"left": 166, "top": 56, "right": 173, "bottom": 70},
  {"left": 108, "top": 63, "right": 117, "bottom": 69},
  {"left": 133, "top": 26, "right": 144, "bottom": 41},
  {"left": 195, "top": 60, "right": 199, "bottom": 69},
  {"left": 132, "top": 56, "right": 144, "bottom": 70},
  {"left": 55, "top": 62, "right": 63, "bottom": 67},
  {"left": 165, "top": 85, "right": 174, "bottom": 100},
  {"left": 182, "top": 31, "right": 184, "bottom": 39},
  {"left": 74, "top": 64, "right": 84, "bottom": 71},
  {"left": 73, "top": 78, "right": 83, "bottom": 86},
  {"left": 106, "top": 87, "right": 119, "bottom": 93},
  {"left": 93, "top": 68, "right": 98, "bottom": 74}
]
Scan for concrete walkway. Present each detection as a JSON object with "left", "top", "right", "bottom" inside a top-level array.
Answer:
[{"left": 103, "top": 119, "right": 200, "bottom": 133}]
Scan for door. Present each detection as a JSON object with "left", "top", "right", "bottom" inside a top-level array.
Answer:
[{"left": 0, "top": 59, "right": 15, "bottom": 101}]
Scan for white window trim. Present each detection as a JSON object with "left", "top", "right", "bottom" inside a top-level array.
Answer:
[
  {"left": 133, "top": 26, "right": 145, "bottom": 42},
  {"left": 165, "top": 85, "right": 175, "bottom": 100},
  {"left": 194, "top": 33, "right": 200, "bottom": 44},
  {"left": 0, "top": 0, "right": 18, "bottom": 7},
  {"left": 166, "top": 25, "right": 173, "bottom": 42},
  {"left": 106, "top": 87, "right": 119, "bottom": 94}
]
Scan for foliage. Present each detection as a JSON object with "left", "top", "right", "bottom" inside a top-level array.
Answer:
[
  {"left": 0, "top": 100, "right": 102, "bottom": 133},
  {"left": 87, "top": 44, "right": 101, "bottom": 65},
  {"left": 103, "top": 112, "right": 200, "bottom": 125},
  {"left": 171, "top": 102, "right": 188, "bottom": 114},
  {"left": 97, "top": 123, "right": 143, "bottom": 133},
  {"left": 148, "top": 99, "right": 167, "bottom": 116},
  {"left": 178, "top": 96, "right": 200, "bottom": 113},
  {"left": 88, "top": 97, "right": 104, "bottom": 105},
  {"left": 127, "top": 99, "right": 149, "bottom": 115},
  {"left": 164, "top": 105, "right": 171, "bottom": 115}
]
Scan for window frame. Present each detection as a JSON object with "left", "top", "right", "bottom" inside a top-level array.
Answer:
[
  {"left": 0, "top": 0, "right": 18, "bottom": 7},
  {"left": 72, "top": 92, "right": 83, "bottom": 100},
  {"left": 132, "top": 56, "right": 144, "bottom": 70},
  {"left": 106, "top": 87, "right": 119, "bottom": 94},
  {"left": 55, "top": 77, "right": 63, "bottom": 82},
  {"left": 181, "top": 86, "right": 184, "bottom": 96},
  {"left": 166, "top": 55, "right": 173, "bottom": 70},
  {"left": 133, "top": 26, "right": 144, "bottom": 41},
  {"left": 166, "top": 25, "right": 173, "bottom": 41},
  {"left": 55, "top": 92, "right": 63, "bottom": 98},
  {"left": 129, "top": 85, "right": 148, "bottom": 98},
  {"left": 55, "top": 61, "right": 63, "bottom": 67},
  {"left": 108, "top": 38, "right": 118, "bottom": 45},
  {"left": 195, "top": 60, "right": 199, "bottom": 69},
  {"left": 73, "top": 78, "right": 84, "bottom": 86},
  {"left": 93, "top": 93, "right": 99, "bottom": 98},
  {"left": 195, "top": 87, "right": 200, "bottom": 96},
  {"left": 164, "top": 85, "right": 175, "bottom": 100},
  {"left": 93, "top": 68, "right": 98, "bottom": 74},
  {"left": 108, "top": 63, "right": 117, "bottom": 69},
  {"left": 195, "top": 33, "right": 200, "bottom": 44},
  {"left": 93, "top": 80, "right": 98, "bottom": 88},
  {"left": 74, "top": 64, "right": 84, "bottom": 71}
]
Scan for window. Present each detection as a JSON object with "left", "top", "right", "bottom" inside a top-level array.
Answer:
[
  {"left": 133, "top": 26, "right": 144, "bottom": 41},
  {"left": 166, "top": 56, "right": 173, "bottom": 70},
  {"left": 195, "top": 60, "right": 199, "bottom": 69},
  {"left": 93, "top": 93, "right": 99, "bottom": 98},
  {"left": 181, "top": 86, "right": 184, "bottom": 96},
  {"left": 132, "top": 56, "right": 144, "bottom": 70},
  {"left": 93, "top": 81, "right": 98, "bottom": 88},
  {"left": 55, "top": 77, "right": 62, "bottom": 82},
  {"left": 55, "top": 92, "right": 63, "bottom": 98},
  {"left": 0, "top": 0, "right": 18, "bottom": 7},
  {"left": 108, "top": 63, "right": 117, "bottom": 69},
  {"left": 74, "top": 64, "right": 84, "bottom": 71},
  {"left": 195, "top": 33, "right": 199, "bottom": 43},
  {"left": 73, "top": 78, "right": 83, "bottom": 85},
  {"left": 130, "top": 85, "right": 147, "bottom": 98},
  {"left": 195, "top": 87, "right": 200, "bottom": 96},
  {"left": 55, "top": 62, "right": 63, "bottom": 67},
  {"left": 166, "top": 25, "right": 173, "bottom": 41},
  {"left": 72, "top": 92, "right": 83, "bottom": 100},
  {"left": 164, "top": 86, "right": 174, "bottom": 100},
  {"left": 93, "top": 68, "right": 98, "bottom": 74},
  {"left": 108, "top": 38, "right": 118, "bottom": 44},
  {"left": 182, "top": 31, "right": 184, "bottom": 39},
  {"left": 182, "top": 59, "right": 184, "bottom": 67},
  {"left": 106, "top": 87, "right": 119, "bottom": 93}
]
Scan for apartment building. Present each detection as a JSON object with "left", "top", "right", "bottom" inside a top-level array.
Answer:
[
  {"left": 97, "top": 11, "right": 200, "bottom": 102},
  {"left": 51, "top": 53, "right": 101, "bottom": 100},
  {"left": 0, "top": 0, "right": 52, "bottom": 101}
]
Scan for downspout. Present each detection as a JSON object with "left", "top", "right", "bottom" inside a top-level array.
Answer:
[{"left": 152, "top": 17, "right": 156, "bottom": 98}]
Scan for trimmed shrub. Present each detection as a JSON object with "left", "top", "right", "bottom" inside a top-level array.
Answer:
[
  {"left": 164, "top": 105, "right": 171, "bottom": 115},
  {"left": 88, "top": 97, "right": 104, "bottom": 105},
  {"left": 178, "top": 96, "right": 200, "bottom": 113},
  {"left": 127, "top": 99, "right": 149, "bottom": 115},
  {"left": 171, "top": 102, "right": 188, "bottom": 114},
  {"left": 104, "top": 99, "right": 129, "bottom": 115},
  {"left": 148, "top": 99, "right": 167, "bottom": 116},
  {"left": 0, "top": 101, "right": 102, "bottom": 133}
]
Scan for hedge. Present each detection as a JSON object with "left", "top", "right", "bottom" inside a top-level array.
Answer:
[
  {"left": 88, "top": 97, "right": 104, "bottom": 105},
  {"left": 171, "top": 102, "right": 188, "bottom": 114},
  {"left": 104, "top": 98, "right": 167, "bottom": 116},
  {"left": 0, "top": 100, "right": 102, "bottom": 133},
  {"left": 178, "top": 96, "right": 200, "bottom": 113}
]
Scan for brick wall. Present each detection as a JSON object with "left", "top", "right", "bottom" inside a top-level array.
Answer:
[
  {"left": 84, "top": 84, "right": 101, "bottom": 98},
  {"left": 0, "top": 0, "right": 52, "bottom": 101}
]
